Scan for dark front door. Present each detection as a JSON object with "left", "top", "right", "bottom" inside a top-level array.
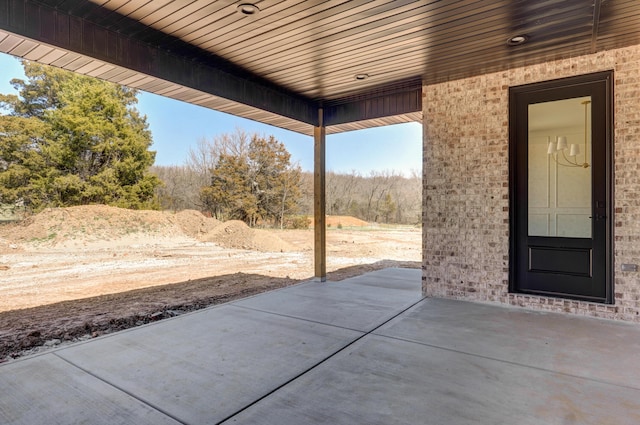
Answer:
[{"left": 509, "top": 72, "right": 613, "bottom": 303}]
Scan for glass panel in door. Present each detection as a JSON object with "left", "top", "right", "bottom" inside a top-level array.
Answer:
[{"left": 528, "top": 97, "right": 592, "bottom": 238}]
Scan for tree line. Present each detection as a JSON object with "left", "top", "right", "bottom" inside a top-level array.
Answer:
[
  {"left": 154, "top": 153, "right": 421, "bottom": 226},
  {"left": 306, "top": 170, "right": 421, "bottom": 225},
  {"left": 1, "top": 60, "right": 420, "bottom": 227}
]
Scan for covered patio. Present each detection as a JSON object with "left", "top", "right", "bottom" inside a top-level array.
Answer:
[
  {"left": 0, "top": 1, "right": 639, "bottom": 317},
  {"left": 1, "top": 1, "right": 640, "bottom": 422},
  {"left": 1, "top": 267, "right": 639, "bottom": 424}
]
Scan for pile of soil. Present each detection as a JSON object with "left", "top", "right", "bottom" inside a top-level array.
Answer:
[
  {"left": 0, "top": 205, "right": 291, "bottom": 252},
  {"left": 200, "top": 220, "right": 293, "bottom": 252},
  {"left": 2, "top": 205, "right": 184, "bottom": 247},
  {"left": 308, "top": 215, "right": 369, "bottom": 228},
  {"left": 174, "top": 209, "right": 221, "bottom": 237},
  {"left": 329, "top": 215, "right": 368, "bottom": 227},
  {"left": 0, "top": 205, "right": 421, "bottom": 362}
]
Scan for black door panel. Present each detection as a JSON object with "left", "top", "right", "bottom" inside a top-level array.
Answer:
[{"left": 509, "top": 72, "right": 613, "bottom": 303}]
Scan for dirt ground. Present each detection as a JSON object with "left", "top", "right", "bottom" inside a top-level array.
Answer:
[{"left": 0, "top": 206, "right": 420, "bottom": 362}]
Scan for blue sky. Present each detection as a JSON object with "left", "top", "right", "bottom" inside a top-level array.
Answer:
[{"left": 0, "top": 53, "right": 421, "bottom": 175}]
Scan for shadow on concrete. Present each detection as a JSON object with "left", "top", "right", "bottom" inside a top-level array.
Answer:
[{"left": 0, "top": 260, "right": 419, "bottom": 361}]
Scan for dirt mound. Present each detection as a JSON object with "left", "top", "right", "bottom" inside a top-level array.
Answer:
[
  {"left": 0, "top": 205, "right": 293, "bottom": 252},
  {"left": 176, "top": 213, "right": 289, "bottom": 251},
  {"left": 201, "top": 220, "right": 293, "bottom": 252},
  {"left": 1, "top": 205, "right": 185, "bottom": 247},
  {"left": 174, "top": 209, "right": 221, "bottom": 238},
  {"left": 308, "top": 215, "right": 369, "bottom": 227}
]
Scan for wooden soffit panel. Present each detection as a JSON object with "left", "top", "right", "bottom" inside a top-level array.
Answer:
[{"left": 0, "top": 1, "right": 639, "bottom": 134}]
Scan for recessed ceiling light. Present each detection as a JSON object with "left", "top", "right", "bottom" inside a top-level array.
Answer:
[
  {"left": 354, "top": 73, "right": 369, "bottom": 81},
  {"left": 237, "top": 3, "right": 260, "bottom": 15},
  {"left": 507, "top": 35, "right": 528, "bottom": 46}
]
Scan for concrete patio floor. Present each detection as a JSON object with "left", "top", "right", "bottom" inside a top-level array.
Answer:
[{"left": 1, "top": 267, "right": 639, "bottom": 424}]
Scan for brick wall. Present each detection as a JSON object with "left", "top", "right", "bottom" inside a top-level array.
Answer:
[{"left": 422, "top": 44, "right": 640, "bottom": 322}]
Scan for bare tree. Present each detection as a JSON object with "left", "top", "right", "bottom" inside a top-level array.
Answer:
[
  {"left": 196, "top": 132, "right": 302, "bottom": 227},
  {"left": 150, "top": 165, "right": 203, "bottom": 211},
  {"left": 299, "top": 170, "right": 421, "bottom": 225},
  {"left": 326, "top": 170, "right": 360, "bottom": 216},
  {"left": 185, "top": 127, "right": 250, "bottom": 184}
]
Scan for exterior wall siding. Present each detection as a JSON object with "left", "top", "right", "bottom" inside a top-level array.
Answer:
[{"left": 422, "top": 44, "right": 640, "bottom": 322}]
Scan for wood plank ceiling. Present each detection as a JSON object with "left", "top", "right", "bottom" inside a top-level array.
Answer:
[{"left": 1, "top": 0, "right": 640, "bottom": 135}]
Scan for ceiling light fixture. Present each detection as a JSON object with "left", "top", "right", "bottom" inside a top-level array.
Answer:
[
  {"left": 507, "top": 35, "right": 528, "bottom": 46},
  {"left": 547, "top": 100, "right": 591, "bottom": 168},
  {"left": 354, "top": 73, "right": 369, "bottom": 81},
  {"left": 237, "top": 3, "right": 260, "bottom": 15}
]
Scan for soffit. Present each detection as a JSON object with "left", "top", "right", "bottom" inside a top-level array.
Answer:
[{"left": 0, "top": 0, "right": 639, "bottom": 135}]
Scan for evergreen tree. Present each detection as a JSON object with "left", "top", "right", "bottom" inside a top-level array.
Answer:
[
  {"left": 201, "top": 153, "right": 258, "bottom": 225},
  {"left": 380, "top": 192, "right": 397, "bottom": 223},
  {"left": 199, "top": 131, "right": 301, "bottom": 227},
  {"left": 249, "top": 135, "right": 301, "bottom": 228},
  {"left": 0, "top": 61, "right": 159, "bottom": 211},
  {"left": 0, "top": 115, "right": 49, "bottom": 207}
]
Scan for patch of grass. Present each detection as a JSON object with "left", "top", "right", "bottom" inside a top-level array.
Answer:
[
  {"left": 30, "top": 232, "right": 57, "bottom": 243},
  {"left": 341, "top": 224, "right": 421, "bottom": 232}
]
